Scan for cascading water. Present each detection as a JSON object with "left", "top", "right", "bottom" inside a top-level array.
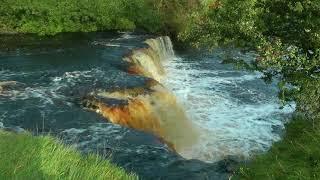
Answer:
[
  {"left": 84, "top": 37, "right": 199, "bottom": 151},
  {"left": 124, "top": 37, "right": 175, "bottom": 82},
  {"left": 87, "top": 36, "right": 294, "bottom": 162},
  {"left": 0, "top": 33, "right": 295, "bottom": 179},
  {"left": 145, "top": 36, "right": 175, "bottom": 61}
]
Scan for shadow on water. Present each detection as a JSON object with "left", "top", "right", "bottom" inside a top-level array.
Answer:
[{"left": 107, "top": 149, "right": 235, "bottom": 180}]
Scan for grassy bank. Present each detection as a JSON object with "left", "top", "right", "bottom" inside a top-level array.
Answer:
[
  {"left": 1, "top": 1, "right": 320, "bottom": 179},
  {"left": 236, "top": 117, "right": 320, "bottom": 179},
  {"left": 0, "top": 131, "right": 137, "bottom": 180}
]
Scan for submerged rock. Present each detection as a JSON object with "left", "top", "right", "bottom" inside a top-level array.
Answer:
[
  {"left": 3, "top": 126, "right": 26, "bottom": 134},
  {"left": 0, "top": 122, "right": 26, "bottom": 134},
  {"left": 0, "top": 81, "right": 18, "bottom": 91},
  {"left": 81, "top": 36, "right": 200, "bottom": 152},
  {"left": 0, "top": 81, "right": 24, "bottom": 96}
]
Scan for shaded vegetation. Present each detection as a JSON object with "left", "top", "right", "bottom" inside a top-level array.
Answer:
[
  {"left": 175, "top": 1, "right": 320, "bottom": 179},
  {"left": 0, "top": 131, "right": 137, "bottom": 180},
  {"left": 237, "top": 118, "right": 320, "bottom": 179}
]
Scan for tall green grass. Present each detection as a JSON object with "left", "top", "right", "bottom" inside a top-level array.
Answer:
[
  {"left": 0, "top": 131, "right": 137, "bottom": 180},
  {"left": 236, "top": 117, "right": 320, "bottom": 179}
]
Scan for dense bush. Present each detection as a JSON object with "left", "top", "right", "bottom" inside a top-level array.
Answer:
[
  {"left": 256, "top": 0, "right": 320, "bottom": 51},
  {"left": 0, "top": 0, "right": 203, "bottom": 36},
  {"left": 179, "top": 0, "right": 260, "bottom": 48},
  {"left": 179, "top": 0, "right": 320, "bottom": 49},
  {"left": 0, "top": 0, "right": 163, "bottom": 35},
  {"left": 151, "top": 0, "right": 200, "bottom": 35}
]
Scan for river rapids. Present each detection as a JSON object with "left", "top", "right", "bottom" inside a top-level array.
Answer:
[{"left": 0, "top": 32, "right": 294, "bottom": 179}]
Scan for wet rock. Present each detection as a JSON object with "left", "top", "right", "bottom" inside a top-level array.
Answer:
[
  {"left": 0, "top": 121, "right": 26, "bottom": 134},
  {"left": 81, "top": 79, "right": 199, "bottom": 152},
  {"left": 217, "top": 155, "right": 243, "bottom": 173},
  {"left": 0, "top": 81, "right": 25, "bottom": 96},
  {"left": 3, "top": 126, "right": 26, "bottom": 134},
  {"left": 0, "top": 81, "right": 18, "bottom": 90}
]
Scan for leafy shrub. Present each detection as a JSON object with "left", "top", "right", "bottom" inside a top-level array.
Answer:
[
  {"left": 0, "top": 0, "right": 163, "bottom": 35},
  {"left": 178, "top": 0, "right": 260, "bottom": 48}
]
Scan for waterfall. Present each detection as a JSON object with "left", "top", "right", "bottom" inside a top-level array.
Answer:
[
  {"left": 83, "top": 80, "right": 199, "bottom": 151},
  {"left": 83, "top": 36, "right": 199, "bottom": 152},
  {"left": 123, "top": 36, "right": 175, "bottom": 82},
  {"left": 145, "top": 36, "right": 175, "bottom": 60}
]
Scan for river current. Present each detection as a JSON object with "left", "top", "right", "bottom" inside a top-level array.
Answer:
[{"left": 0, "top": 32, "right": 294, "bottom": 179}]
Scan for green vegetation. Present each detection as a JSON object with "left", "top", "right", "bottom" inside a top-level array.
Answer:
[
  {"left": 178, "top": 0, "right": 320, "bottom": 50},
  {"left": 0, "top": 0, "right": 201, "bottom": 35},
  {"left": 174, "top": 0, "right": 320, "bottom": 179},
  {"left": 238, "top": 118, "right": 320, "bottom": 179},
  {"left": 179, "top": 0, "right": 259, "bottom": 47},
  {"left": 1, "top": 0, "right": 320, "bottom": 179},
  {"left": 0, "top": 0, "right": 163, "bottom": 35},
  {"left": 0, "top": 131, "right": 137, "bottom": 180}
]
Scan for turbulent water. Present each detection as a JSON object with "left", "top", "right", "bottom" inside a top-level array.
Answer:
[
  {"left": 0, "top": 33, "right": 294, "bottom": 179},
  {"left": 163, "top": 50, "right": 295, "bottom": 162}
]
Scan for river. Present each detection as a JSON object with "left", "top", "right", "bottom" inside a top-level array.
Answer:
[{"left": 0, "top": 32, "right": 294, "bottom": 180}]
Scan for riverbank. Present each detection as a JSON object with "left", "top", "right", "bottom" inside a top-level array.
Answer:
[
  {"left": 237, "top": 116, "right": 320, "bottom": 179},
  {"left": 0, "top": 130, "right": 137, "bottom": 179},
  {"left": 1, "top": 0, "right": 319, "bottom": 174}
]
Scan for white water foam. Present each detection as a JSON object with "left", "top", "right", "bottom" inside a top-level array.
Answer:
[{"left": 163, "top": 56, "right": 295, "bottom": 162}]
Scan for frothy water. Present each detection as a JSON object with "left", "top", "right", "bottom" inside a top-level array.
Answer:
[
  {"left": 0, "top": 33, "right": 295, "bottom": 179},
  {"left": 163, "top": 50, "right": 295, "bottom": 162},
  {"left": 83, "top": 37, "right": 198, "bottom": 152},
  {"left": 124, "top": 36, "right": 175, "bottom": 82}
]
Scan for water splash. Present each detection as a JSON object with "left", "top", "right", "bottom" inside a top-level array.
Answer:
[
  {"left": 83, "top": 36, "right": 294, "bottom": 161},
  {"left": 163, "top": 53, "right": 295, "bottom": 162},
  {"left": 83, "top": 37, "right": 199, "bottom": 151}
]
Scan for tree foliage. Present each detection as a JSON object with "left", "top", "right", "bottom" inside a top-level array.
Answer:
[
  {"left": 179, "top": 0, "right": 260, "bottom": 48},
  {"left": 174, "top": 1, "right": 320, "bottom": 179},
  {"left": 179, "top": 0, "right": 320, "bottom": 49},
  {"left": 178, "top": 0, "right": 320, "bottom": 115}
]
